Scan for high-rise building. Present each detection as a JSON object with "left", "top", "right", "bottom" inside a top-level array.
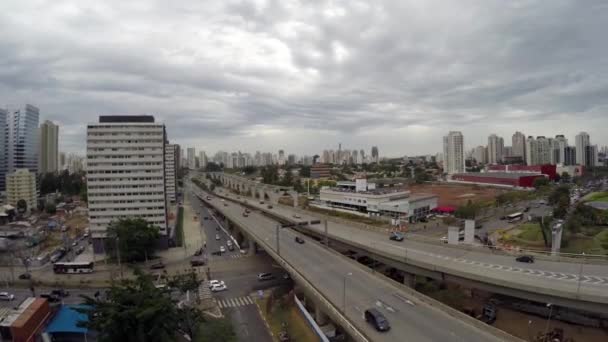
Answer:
[
  {"left": 512, "top": 131, "right": 526, "bottom": 163},
  {"left": 287, "top": 154, "right": 296, "bottom": 165},
  {"left": 371, "top": 146, "right": 379, "bottom": 163},
  {"left": 0, "top": 109, "right": 7, "bottom": 192},
  {"left": 552, "top": 135, "right": 568, "bottom": 165},
  {"left": 38, "top": 120, "right": 59, "bottom": 174},
  {"left": 67, "top": 153, "right": 85, "bottom": 174},
  {"left": 359, "top": 149, "right": 365, "bottom": 164},
  {"left": 575, "top": 132, "right": 590, "bottom": 166},
  {"left": 563, "top": 146, "right": 576, "bottom": 166},
  {"left": 7, "top": 104, "right": 40, "bottom": 174},
  {"left": 187, "top": 147, "right": 196, "bottom": 169},
  {"left": 443, "top": 131, "right": 465, "bottom": 175},
  {"left": 165, "top": 144, "right": 178, "bottom": 203},
  {"left": 585, "top": 145, "right": 599, "bottom": 167},
  {"left": 86, "top": 115, "right": 168, "bottom": 252},
  {"left": 6, "top": 169, "right": 37, "bottom": 210},
  {"left": 487, "top": 134, "right": 504, "bottom": 164},
  {"left": 473, "top": 145, "right": 487, "bottom": 164},
  {"left": 527, "top": 136, "right": 552, "bottom": 165},
  {"left": 59, "top": 152, "right": 66, "bottom": 170},
  {"left": 278, "top": 150, "right": 285, "bottom": 165},
  {"left": 198, "top": 151, "right": 207, "bottom": 169}
]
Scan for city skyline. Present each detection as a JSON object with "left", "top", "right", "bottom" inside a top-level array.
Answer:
[{"left": 2, "top": 1, "right": 608, "bottom": 156}]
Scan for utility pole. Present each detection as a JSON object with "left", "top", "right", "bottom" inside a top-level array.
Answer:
[{"left": 276, "top": 225, "right": 280, "bottom": 255}]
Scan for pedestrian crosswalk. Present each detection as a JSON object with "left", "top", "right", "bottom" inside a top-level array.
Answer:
[{"left": 217, "top": 296, "right": 255, "bottom": 308}]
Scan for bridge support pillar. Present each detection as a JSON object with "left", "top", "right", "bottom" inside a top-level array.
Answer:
[
  {"left": 402, "top": 272, "right": 416, "bottom": 288},
  {"left": 248, "top": 241, "right": 256, "bottom": 255},
  {"left": 315, "top": 304, "right": 329, "bottom": 326}
]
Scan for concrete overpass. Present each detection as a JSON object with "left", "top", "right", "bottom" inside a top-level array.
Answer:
[
  {"left": 207, "top": 172, "right": 298, "bottom": 206},
  {"left": 187, "top": 179, "right": 519, "bottom": 342},
  {"left": 202, "top": 172, "right": 608, "bottom": 316}
]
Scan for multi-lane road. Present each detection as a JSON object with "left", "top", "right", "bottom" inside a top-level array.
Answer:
[{"left": 190, "top": 183, "right": 515, "bottom": 342}]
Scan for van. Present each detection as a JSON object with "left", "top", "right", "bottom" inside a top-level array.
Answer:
[{"left": 364, "top": 308, "right": 390, "bottom": 332}]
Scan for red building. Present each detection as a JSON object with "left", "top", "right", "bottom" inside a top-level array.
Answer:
[
  {"left": 486, "top": 164, "right": 557, "bottom": 180},
  {"left": 451, "top": 172, "right": 546, "bottom": 188}
]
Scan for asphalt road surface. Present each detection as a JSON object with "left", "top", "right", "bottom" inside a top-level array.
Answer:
[{"left": 191, "top": 185, "right": 510, "bottom": 342}]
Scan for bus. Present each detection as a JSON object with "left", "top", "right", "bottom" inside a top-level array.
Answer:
[
  {"left": 53, "top": 261, "right": 95, "bottom": 274},
  {"left": 507, "top": 212, "right": 524, "bottom": 223}
]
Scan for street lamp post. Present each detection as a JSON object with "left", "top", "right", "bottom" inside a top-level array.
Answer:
[
  {"left": 576, "top": 252, "right": 585, "bottom": 297},
  {"left": 527, "top": 320, "right": 533, "bottom": 342},
  {"left": 543, "top": 303, "right": 553, "bottom": 341},
  {"left": 342, "top": 272, "right": 352, "bottom": 314}
]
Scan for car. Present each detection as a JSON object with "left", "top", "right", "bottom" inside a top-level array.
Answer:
[
  {"left": 208, "top": 280, "right": 225, "bottom": 288},
  {"left": 295, "top": 236, "right": 305, "bottom": 244},
  {"left": 523, "top": 207, "right": 531, "bottom": 212},
  {"left": 215, "top": 234, "right": 221, "bottom": 240},
  {"left": 150, "top": 262, "right": 165, "bottom": 270},
  {"left": 440, "top": 236, "right": 448, "bottom": 243},
  {"left": 516, "top": 255, "right": 535, "bottom": 263},
  {"left": 228, "top": 244, "right": 234, "bottom": 251},
  {"left": 40, "top": 293, "right": 61, "bottom": 302},
  {"left": 206, "top": 196, "right": 211, "bottom": 200},
  {"left": 282, "top": 273, "right": 291, "bottom": 280},
  {"left": 220, "top": 246, "right": 226, "bottom": 253},
  {"left": 0, "top": 292, "right": 15, "bottom": 301},
  {"left": 75, "top": 246, "right": 85, "bottom": 255},
  {"left": 204, "top": 216, "right": 209, "bottom": 220},
  {"left": 389, "top": 232, "right": 404, "bottom": 241},
  {"left": 260, "top": 201, "right": 265, "bottom": 204},
  {"left": 419, "top": 217, "right": 428, "bottom": 223},
  {"left": 50, "top": 289, "right": 70, "bottom": 298},
  {"left": 267, "top": 205, "right": 273, "bottom": 209},
  {"left": 365, "top": 308, "right": 390, "bottom": 332},
  {"left": 83, "top": 233, "right": 89, "bottom": 238},
  {"left": 194, "top": 248, "right": 203, "bottom": 256},
  {"left": 257, "top": 273, "right": 275, "bottom": 281},
  {"left": 211, "top": 284, "right": 227, "bottom": 292},
  {"left": 190, "top": 258, "right": 206, "bottom": 266},
  {"left": 499, "top": 216, "right": 507, "bottom": 220},
  {"left": 223, "top": 203, "right": 228, "bottom": 207},
  {"left": 245, "top": 209, "right": 251, "bottom": 213},
  {"left": 18, "top": 273, "right": 31, "bottom": 280},
  {"left": 242, "top": 212, "right": 249, "bottom": 217},
  {"left": 293, "top": 214, "right": 301, "bottom": 219}
]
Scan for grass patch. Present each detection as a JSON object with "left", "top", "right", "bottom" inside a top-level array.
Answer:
[
  {"left": 257, "top": 296, "right": 318, "bottom": 342},
  {"left": 517, "top": 223, "right": 544, "bottom": 242},
  {"left": 175, "top": 206, "right": 184, "bottom": 247},
  {"left": 562, "top": 228, "right": 608, "bottom": 255},
  {"left": 584, "top": 191, "right": 608, "bottom": 202}
]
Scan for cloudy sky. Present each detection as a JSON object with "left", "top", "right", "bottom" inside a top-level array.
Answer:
[{"left": 1, "top": 0, "right": 607, "bottom": 157}]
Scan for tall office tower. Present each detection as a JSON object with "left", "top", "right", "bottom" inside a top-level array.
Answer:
[
  {"left": 187, "top": 147, "right": 196, "bottom": 169},
  {"left": 487, "top": 134, "right": 504, "bottom": 164},
  {"left": 165, "top": 144, "right": 178, "bottom": 203},
  {"left": 512, "top": 131, "right": 526, "bottom": 162},
  {"left": 442, "top": 131, "right": 465, "bottom": 174},
  {"left": 198, "top": 151, "right": 207, "bottom": 169},
  {"left": 575, "top": 132, "right": 590, "bottom": 166},
  {"left": 359, "top": 149, "right": 365, "bottom": 164},
  {"left": 38, "top": 120, "right": 59, "bottom": 174},
  {"left": 473, "top": 145, "right": 487, "bottom": 164},
  {"left": 67, "top": 153, "right": 85, "bottom": 174},
  {"left": 585, "top": 145, "right": 599, "bottom": 167},
  {"left": 7, "top": 104, "right": 40, "bottom": 174},
  {"left": 278, "top": 150, "right": 285, "bottom": 166},
  {"left": 59, "top": 152, "right": 66, "bottom": 170},
  {"left": 371, "top": 146, "right": 379, "bottom": 163},
  {"left": 321, "top": 150, "right": 329, "bottom": 164},
  {"left": 86, "top": 115, "right": 168, "bottom": 252},
  {"left": 525, "top": 136, "right": 537, "bottom": 165},
  {"left": 527, "top": 136, "right": 552, "bottom": 165},
  {"left": 0, "top": 109, "right": 6, "bottom": 192},
  {"left": 337, "top": 143, "right": 342, "bottom": 163},
  {"left": 503, "top": 146, "right": 513, "bottom": 159},
  {"left": 563, "top": 146, "right": 576, "bottom": 166},
  {"left": 552, "top": 135, "right": 568, "bottom": 165}
]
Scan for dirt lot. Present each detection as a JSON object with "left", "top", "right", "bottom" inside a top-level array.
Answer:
[{"left": 409, "top": 183, "right": 508, "bottom": 207}]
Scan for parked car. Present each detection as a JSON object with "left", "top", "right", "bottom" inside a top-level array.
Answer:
[
  {"left": 365, "top": 308, "right": 390, "bottom": 332},
  {"left": 389, "top": 232, "right": 404, "bottom": 241},
  {"left": 0, "top": 292, "right": 15, "bottom": 301},
  {"left": 215, "top": 234, "right": 221, "bottom": 240},
  {"left": 295, "top": 236, "right": 305, "bottom": 244},
  {"left": 523, "top": 207, "right": 531, "bottom": 212},
  {"left": 257, "top": 273, "right": 275, "bottom": 281},
  {"left": 194, "top": 248, "right": 203, "bottom": 256},
  {"left": 204, "top": 216, "right": 209, "bottom": 220},
  {"left": 150, "top": 262, "right": 165, "bottom": 270},
  {"left": 190, "top": 258, "right": 206, "bottom": 266},
  {"left": 19, "top": 273, "right": 31, "bottom": 280},
  {"left": 293, "top": 214, "right": 301, "bottom": 219},
  {"left": 208, "top": 280, "right": 225, "bottom": 288},
  {"left": 242, "top": 212, "right": 249, "bottom": 217},
  {"left": 211, "top": 284, "right": 227, "bottom": 292},
  {"left": 228, "top": 244, "right": 234, "bottom": 251},
  {"left": 516, "top": 255, "right": 535, "bottom": 263},
  {"left": 75, "top": 246, "right": 85, "bottom": 255},
  {"left": 220, "top": 246, "right": 226, "bottom": 253},
  {"left": 267, "top": 205, "right": 273, "bottom": 209},
  {"left": 40, "top": 293, "right": 61, "bottom": 303},
  {"left": 260, "top": 201, "right": 265, "bottom": 204}
]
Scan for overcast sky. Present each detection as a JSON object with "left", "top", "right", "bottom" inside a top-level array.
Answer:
[{"left": 1, "top": 0, "right": 607, "bottom": 157}]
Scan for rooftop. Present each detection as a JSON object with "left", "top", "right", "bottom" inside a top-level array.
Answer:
[
  {"left": 323, "top": 186, "right": 410, "bottom": 196},
  {"left": 99, "top": 115, "right": 155, "bottom": 123},
  {"left": 453, "top": 172, "right": 543, "bottom": 179}
]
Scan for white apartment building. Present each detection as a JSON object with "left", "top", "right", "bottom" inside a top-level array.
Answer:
[
  {"left": 552, "top": 135, "right": 568, "bottom": 165},
  {"left": 186, "top": 147, "right": 196, "bottom": 169},
  {"left": 512, "top": 131, "right": 526, "bottom": 162},
  {"left": 487, "top": 134, "right": 504, "bottom": 164},
  {"left": 39, "top": 120, "right": 59, "bottom": 173},
  {"left": 165, "top": 144, "right": 178, "bottom": 203},
  {"left": 6, "top": 169, "right": 37, "bottom": 211},
  {"left": 443, "top": 131, "right": 465, "bottom": 175},
  {"left": 473, "top": 145, "right": 487, "bottom": 164},
  {"left": 86, "top": 115, "right": 168, "bottom": 252},
  {"left": 575, "top": 132, "right": 590, "bottom": 166}
]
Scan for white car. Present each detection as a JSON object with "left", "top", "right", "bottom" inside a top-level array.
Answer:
[
  {"left": 220, "top": 246, "right": 226, "bottom": 253},
  {"left": 208, "top": 280, "right": 225, "bottom": 289},
  {"left": 215, "top": 234, "right": 221, "bottom": 240},
  {"left": 293, "top": 214, "right": 301, "bottom": 219},
  {"left": 211, "top": 284, "right": 227, "bottom": 292},
  {"left": 0, "top": 292, "right": 14, "bottom": 301}
]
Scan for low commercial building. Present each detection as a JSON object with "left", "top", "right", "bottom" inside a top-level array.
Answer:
[
  {"left": 310, "top": 164, "right": 331, "bottom": 179},
  {"left": 5, "top": 169, "right": 37, "bottom": 210},
  {"left": 556, "top": 165, "right": 584, "bottom": 178},
  {"left": 486, "top": 164, "right": 557, "bottom": 180},
  {"left": 450, "top": 172, "right": 546, "bottom": 188},
  {"left": 0, "top": 297, "right": 52, "bottom": 342},
  {"left": 319, "top": 179, "right": 437, "bottom": 222}
]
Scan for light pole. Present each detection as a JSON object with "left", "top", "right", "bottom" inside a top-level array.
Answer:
[
  {"left": 276, "top": 224, "right": 280, "bottom": 256},
  {"left": 527, "top": 320, "right": 533, "bottom": 342},
  {"left": 342, "top": 272, "right": 352, "bottom": 314},
  {"left": 576, "top": 252, "right": 585, "bottom": 297},
  {"left": 543, "top": 303, "right": 553, "bottom": 341}
]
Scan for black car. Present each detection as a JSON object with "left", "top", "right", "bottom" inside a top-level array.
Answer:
[
  {"left": 365, "top": 308, "right": 390, "bottom": 332},
  {"left": 516, "top": 255, "right": 535, "bottom": 263},
  {"left": 257, "top": 273, "right": 275, "bottom": 281},
  {"left": 194, "top": 248, "right": 203, "bottom": 256},
  {"left": 389, "top": 232, "right": 404, "bottom": 241},
  {"left": 150, "top": 262, "right": 165, "bottom": 270},
  {"left": 523, "top": 207, "right": 531, "bottom": 212},
  {"left": 18, "top": 273, "right": 31, "bottom": 280},
  {"left": 190, "top": 259, "right": 206, "bottom": 266},
  {"left": 295, "top": 236, "right": 305, "bottom": 244}
]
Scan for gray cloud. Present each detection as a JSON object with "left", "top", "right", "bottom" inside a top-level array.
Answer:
[{"left": 1, "top": 0, "right": 607, "bottom": 156}]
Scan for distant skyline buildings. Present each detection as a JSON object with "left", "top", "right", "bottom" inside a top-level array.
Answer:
[
  {"left": 39, "top": 119, "right": 59, "bottom": 174},
  {"left": 443, "top": 131, "right": 465, "bottom": 174}
]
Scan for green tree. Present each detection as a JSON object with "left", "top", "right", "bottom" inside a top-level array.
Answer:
[
  {"left": 17, "top": 199, "right": 27, "bottom": 214},
  {"left": 533, "top": 177, "right": 550, "bottom": 189},
  {"left": 105, "top": 218, "right": 160, "bottom": 262},
  {"left": 300, "top": 166, "right": 311, "bottom": 178},
  {"left": 204, "top": 162, "right": 222, "bottom": 172},
  {"left": 78, "top": 270, "right": 191, "bottom": 342},
  {"left": 281, "top": 169, "right": 294, "bottom": 187},
  {"left": 169, "top": 270, "right": 202, "bottom": 295},
  {"left": 561, "top": 172, "right": 571, "bottom": 183},
  {"left": 45, "top": 203, "right": 57, "bottom": 214},
  {"left": 80, "top": 186, "right": 88, "bottom": 203},
  {"left": 195, "top": 318, "right": 237, "bottom": 342},
  {"left": 241, "top": 166, "right": 257, "bottom": 175}
]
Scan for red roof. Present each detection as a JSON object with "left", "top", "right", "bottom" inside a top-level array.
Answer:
[{"left": 434, "top": 206, "right": 456, "bottom": 213}]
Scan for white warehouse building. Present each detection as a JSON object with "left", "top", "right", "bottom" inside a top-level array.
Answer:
[
  {"left": 86, "top": 115, "right": 169, "bottom": 253},
  {"left": 319, "top": 179, "right": 438, "bottom": 222}
]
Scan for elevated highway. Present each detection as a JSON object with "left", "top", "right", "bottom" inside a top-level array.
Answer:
[
  {"left": 204, "top": 177, "right": 608, "bottom": 316},
  {"left": 187, "top": 180, "right": 519, "bottom": 342}
]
